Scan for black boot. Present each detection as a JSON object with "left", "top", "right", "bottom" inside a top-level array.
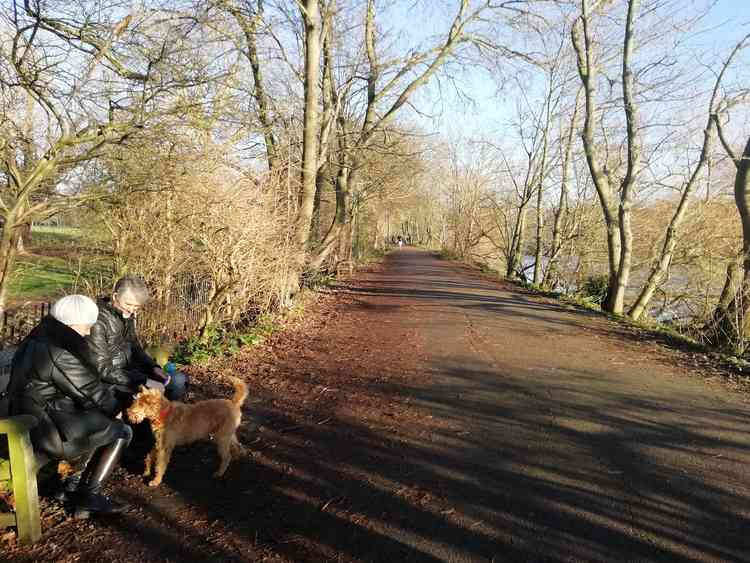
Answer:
[
  {"left": 54, "top": 450, "right": 96, "bottom": 503},
  {"left": 73, "top": 488, "right": 125, "bottom": 518},
  {"left": 72, "top": 438, "right": 129, "bottom": 519},
  {"left": 54, "top": 473, "right": 82, "bottom": 503}
]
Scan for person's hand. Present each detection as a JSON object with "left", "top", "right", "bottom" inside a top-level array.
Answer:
[
  {"left": 152, "top": 366, "right": 170, "bottom": 385},
  {"left": 145, "top": 378, "right": 166, "bottom": 392}
]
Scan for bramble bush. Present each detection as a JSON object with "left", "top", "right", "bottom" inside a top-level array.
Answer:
[{"left": 580, "top": 275, "right": 609, "bottom": 306}]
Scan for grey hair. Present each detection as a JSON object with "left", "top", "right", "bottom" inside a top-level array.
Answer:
[{"left": 114, "top": 276, "right": 151, "bottom": 304}]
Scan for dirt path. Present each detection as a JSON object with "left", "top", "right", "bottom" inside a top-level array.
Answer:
[{"left": 5, "top": 249, "right": 750, "bottom": 562}]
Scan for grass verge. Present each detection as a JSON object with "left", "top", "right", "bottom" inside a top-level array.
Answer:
[{"left": 10, "top": 225, "right": 112, "bottom": 303}]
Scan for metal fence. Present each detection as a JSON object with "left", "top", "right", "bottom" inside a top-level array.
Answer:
[
  {"left": 0, "top": 278, "right": 213, "bottom": 347},
  {"left": 0, "top": 303, "right": 51, "bottom": 347},
  {"left": 136, "top": 277, "right": 213, "bottom": 345}
]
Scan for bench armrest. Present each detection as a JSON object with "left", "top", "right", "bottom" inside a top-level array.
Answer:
[{"left": 0, "top": 416, "right": 38, "bottom": 435}]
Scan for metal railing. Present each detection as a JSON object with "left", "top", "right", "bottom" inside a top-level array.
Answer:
[
  {"left": 0, "top": 304, "right": 51, "bottom": 347},
  {"left": 0, "top": 278, "right": 213, "bottom": 347}
]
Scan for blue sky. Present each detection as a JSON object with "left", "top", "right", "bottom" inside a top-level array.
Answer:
[{"left": 396, "top": 0, "right": 750, "bottom": 142}]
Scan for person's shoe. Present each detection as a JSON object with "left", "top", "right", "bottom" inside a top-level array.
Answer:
[{"left": 71, "top": 490, "right": 126, "bottom": 519}]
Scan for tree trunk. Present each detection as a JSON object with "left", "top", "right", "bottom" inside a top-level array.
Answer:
[
  {"left": 507, "top": 204, "right": 528, "bottom": 278},
  {"left": 289, "top": 0, "right": 321, "bottom": 291},
  {"left": 607, "top": 0, "right": 641, "bottom": 315},
  {"left": 629, "top": 118, "right": 714, "bottom": 320},
  {"left": 351, "top": 198, "right": 360, "bottom": 260},
  {"left": 225, "top": 0, "right": 280, "bottom": 172},
  {"left": 610, "top": 203, "right": 632, "bottom": 314},
  {"left": 311, "top": 167, "right": 328, "bottom": 243},
  {"left": 533, "top": 180, "right": 544, "bottom": 285},
  {"left": 0, "top": 213, "right": 22, "bottom": 315},
  {"left": 719, "top": 261, "right": 742, "bottom": 311},
  {"left": 198, "top": 285, "right": 217, "bottom": 343},
  {"left": 308, "top": 165, "right": 350, "bottom": 272},
  {"left": 725, "top": 137, "right": 750, "bottom": 343},
  {"left": 602, "top": 220, "right": 622, "bottom": 310},
  {"left": 706, "top": 259, "right": 741, "bottom": 340},
  {"left": 544, "top": 96, "right": 579, "bottom": 287},
  {"left": 573, "top": 10, "right": 621, "bottom": 310}
]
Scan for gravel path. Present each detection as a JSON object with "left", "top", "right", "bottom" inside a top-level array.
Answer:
[{"left": 5, "top": 249, "right": 750, "bottom": 562}]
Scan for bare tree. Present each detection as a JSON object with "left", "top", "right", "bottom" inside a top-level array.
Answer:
[
  {"left": 703, "top": 33, "right": 750, "bottom": 348},
  {"left": 571, "top": 0, "right": 642, "bottom": 314},
  {"left": 489, "top": 67, "right": 561, "bottom": 282},
  {"left": 98, "top": 133, "right": 293, "bottom": 341},
  {"left": 627, "top": 34, "right": 750, "bottom": 320},
  {"left": 292, "top": 0, "right": 322, "bottom": 254},
  {"left": 0, "top": 2, "right": 224, "bottom": 313},
  {"left": 219, "top": 0, "right": 281, "bottom": 171},
  {"left": 307, "top": 0, "right": 504, "bottom": 272},
  {"left": 543, "top": 89, "right": 582, "bottom": 287}
]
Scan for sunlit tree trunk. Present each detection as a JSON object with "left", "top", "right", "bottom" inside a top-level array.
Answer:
[
  {"left": 572, "top": 0, "right": 642, "bottom": 314},
  {"left": 628, "top": 120, "right": 714, "bottom": 320},
  {"left": 507, "top": 204, "right": 528, "bottom": 278},
  {"left": 292, "top": 0, "right": 321, "bottom": 254},
  {"left": 709, "top": 136, "right": 750, "bottom": 348},
  {"left": 223, "top": 0, "right": 280, "bottom": 172},
  {"left": 630, "top": 33, "right": 749, "bottom": 321},
  {"left": 544, "top": 94, "right": 580, "bottom": 287}
]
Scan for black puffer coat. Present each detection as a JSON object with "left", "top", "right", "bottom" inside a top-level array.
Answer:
[
  {"left": 8, "top": 315, "right": 119, "bottom": 460},
  {"left": 86, "top": 298, "right": 159, "bottom": 391}
]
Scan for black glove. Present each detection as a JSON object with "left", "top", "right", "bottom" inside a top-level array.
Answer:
[
  {"left": 127, "top": 370, "right": 148, "bottom": 387},
  {"left": 102, "top": 389, "right": 120, "bottom": 417}
]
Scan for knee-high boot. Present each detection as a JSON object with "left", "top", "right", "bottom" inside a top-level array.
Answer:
[
  {"left": 54, "top": 449, "right": 96, "bottom": 503},
  {"left": 72, "top": 437, "right": 129, "bottom": 519}
]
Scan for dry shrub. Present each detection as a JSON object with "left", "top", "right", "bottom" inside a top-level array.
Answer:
[{"left": 97, "top": 138, "right": 295, "bottom": 342}]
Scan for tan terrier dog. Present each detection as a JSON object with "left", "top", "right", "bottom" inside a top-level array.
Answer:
[{"left": 127, "top": 377, "right": 248, "bottom": 487}]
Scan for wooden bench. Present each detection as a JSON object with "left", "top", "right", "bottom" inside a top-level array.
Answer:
[
  {"left": 0, "top": 415, "right": 41, "bottom": 543},
  {"left": 0, "top": 345, "right": 42, "bottom": 544}
]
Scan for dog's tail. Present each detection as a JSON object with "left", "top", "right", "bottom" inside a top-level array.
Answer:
[{"left": 228, "top": 376, "right": 249, "bottom": 407}]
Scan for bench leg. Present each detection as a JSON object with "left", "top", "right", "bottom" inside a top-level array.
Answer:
[{"left": 8, "top": 432, "right": 41, "bottom": 543}]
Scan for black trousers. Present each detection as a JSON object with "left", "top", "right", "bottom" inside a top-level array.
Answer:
[{"left": 32, "top": 410, "right": 131, "bottom": 461}]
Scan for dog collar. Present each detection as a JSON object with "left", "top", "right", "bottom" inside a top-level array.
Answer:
[{"left": 158, "top": 404, "right": 174, "bottom": 424}]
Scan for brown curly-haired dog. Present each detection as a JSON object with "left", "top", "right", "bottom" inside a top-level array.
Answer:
[{"left": 126, "top": 377, "right": 248, "bottom": 487}]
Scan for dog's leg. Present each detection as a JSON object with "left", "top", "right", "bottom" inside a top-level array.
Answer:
[
  {"left": 145, "top": 432, "right": 164, "bottom": 479},
  {"left": 214, "top": 434, "right": 233, "bottom": 477},
  {"left": 143, "top": 448, "right": 156, "bottom": 477},
  {"left": 149, "top": 444, "right": 173, "bottom": 487},
  {"left": 230, "top": 434, "right": 245, "bottom": 456}
]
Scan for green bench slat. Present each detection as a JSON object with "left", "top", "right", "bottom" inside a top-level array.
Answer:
[
  {"left": 0, "top": 416, "right": 41, "bottom": 543},
  {"left": 0, "top": 343, "right": 42, "bottom": 544},
  {"left": 0, "top": 416, "right": 38, "bottom": 434}
]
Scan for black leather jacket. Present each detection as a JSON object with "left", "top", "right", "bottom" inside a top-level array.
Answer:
[
  {"left": 8, "top": 315, "right": 118, "bottom": 458},
  {"left": 86, "top": 298, "right": 159, "bottom": 391}
]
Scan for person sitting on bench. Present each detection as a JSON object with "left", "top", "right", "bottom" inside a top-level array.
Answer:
[
  {"left": 87, "top": 276, "right": 187, "bottom": 411},
  {"left": 7, "top": 295, "right": 132, "bottom": 519}
]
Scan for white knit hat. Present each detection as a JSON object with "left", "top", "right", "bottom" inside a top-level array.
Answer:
[{"left": 51, "top": 295, "right": 99, "bottom": 326}]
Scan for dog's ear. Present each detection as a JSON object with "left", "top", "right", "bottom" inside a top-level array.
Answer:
[{"left": 138, "top": 385, "right": 147, "bottom": 393}]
